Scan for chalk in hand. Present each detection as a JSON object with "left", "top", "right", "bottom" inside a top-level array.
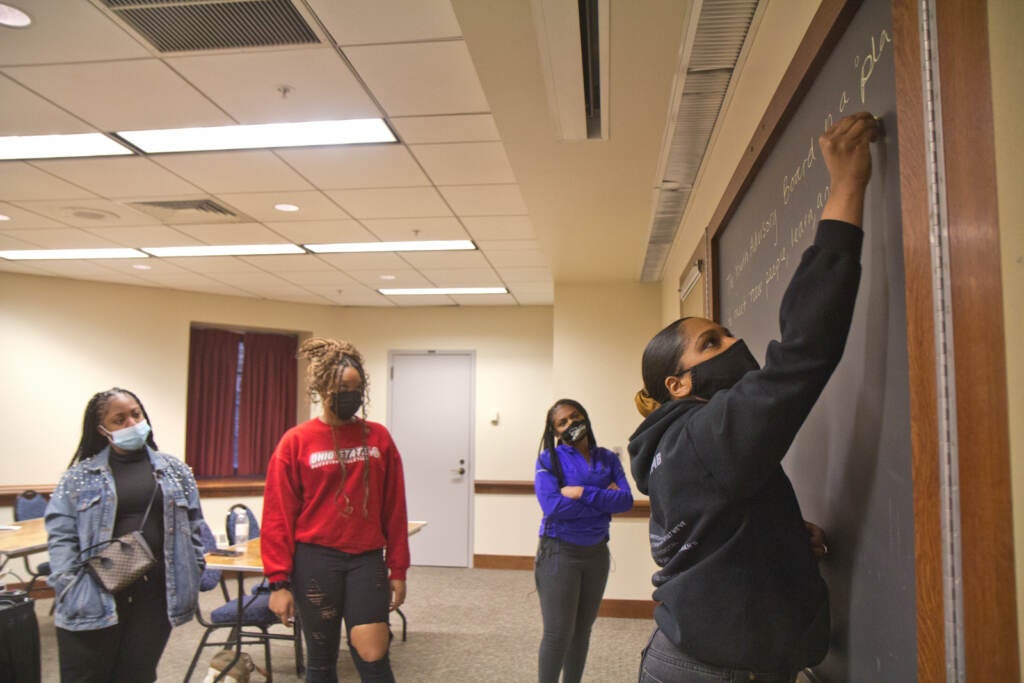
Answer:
[{"left": 872, "top": 115, "right": 885, "bottom": 141}]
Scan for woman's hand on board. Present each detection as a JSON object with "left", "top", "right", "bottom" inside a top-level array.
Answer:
[
  {"left": 820, "top": 111, "right": 880, "bottom": 226},
  {"left": 804, "top": 521, "right": 830, "bottom": 560}
]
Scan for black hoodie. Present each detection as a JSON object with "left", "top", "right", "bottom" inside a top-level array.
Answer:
[{"left": 628, "top": 220, "right": 863, "bottom": 673}]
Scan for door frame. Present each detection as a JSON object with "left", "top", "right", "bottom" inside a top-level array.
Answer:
[{"left": 386, "top": 349, "right": 476, "bottom": 567}]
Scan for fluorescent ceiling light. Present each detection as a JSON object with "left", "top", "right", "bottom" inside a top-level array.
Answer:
[
  {"left": 0, "top": 133, "right": 133, "bottom": 160},
  {"left": 0, "top": 4, "right": 31, "bottom": 28},
  {"left": 0, "top": 248, "right": 148, "bottom": 260},
  {"left": 117, "top": 118, "right": 396, "bottom": 154},
  {"left": 0, "top": 214, "right": 10, "bottom": 221},
  {"left": 379, "top": 287, "right": 508, "bottom": 296},
  {"left": 274, "top": 203, "right": 300, "bottom": 212},
  {"left": 305, "top": 240, "right": 475, "bottom": 254},
  {"left": 141, "top": 244, "right": 305, "bottom": 257}
]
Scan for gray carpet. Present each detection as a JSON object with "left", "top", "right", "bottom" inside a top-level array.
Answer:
[{"left": 33, "top": 566, "right": 655, "bottom": 682}]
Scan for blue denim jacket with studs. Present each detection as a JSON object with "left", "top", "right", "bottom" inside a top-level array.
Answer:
[{"left": 45, "top": 446, "right": 206, "bottom": 631}]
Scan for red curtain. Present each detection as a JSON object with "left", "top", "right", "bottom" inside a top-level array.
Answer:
[
  {"left": 236, "top": 332, "right": 297, "bottom": 476},
  {"left": 185, "top": 328, "right": 241, "bottom": 477}
]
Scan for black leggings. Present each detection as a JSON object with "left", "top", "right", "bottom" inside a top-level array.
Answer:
[
  {"left": 292, "top": 542, "right": 394, "bottom": 683},
  {"left": 534, "top": 536, "right": 610, "bottom": 683},
  {"left": 56, "top": 569, "right": 171, "bottom": 683}
]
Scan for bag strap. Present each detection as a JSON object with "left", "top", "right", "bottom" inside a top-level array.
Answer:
[{"left": 75, "top": 470, "right": 160, "bottom": 562}]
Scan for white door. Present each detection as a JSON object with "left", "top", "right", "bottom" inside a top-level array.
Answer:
[{"left": 388, "top": 351, "right": 473, "bottom": 567}]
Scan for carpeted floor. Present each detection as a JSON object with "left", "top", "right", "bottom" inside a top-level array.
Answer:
[{"left": 33, "top": 566, "right": 656, "bottom": 682}]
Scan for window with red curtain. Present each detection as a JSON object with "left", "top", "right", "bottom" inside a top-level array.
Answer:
[{"left": 185, "top": 327, "right": 298, "bottom": 477}]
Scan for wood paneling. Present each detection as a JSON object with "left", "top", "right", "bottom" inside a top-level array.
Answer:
[{"left": 473, "top": 481, "right": 650, "bottom": 517}]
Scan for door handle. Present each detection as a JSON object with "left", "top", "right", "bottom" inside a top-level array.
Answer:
[{"left": 449, "top": 467, "right": 466, "bottom": 475}]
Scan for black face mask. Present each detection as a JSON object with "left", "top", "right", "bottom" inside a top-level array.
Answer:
[
  {"left": 680, "top": 339, "right": 760, "bottom": 400},
  {"left": 560, "top": 421, "right": 588, "bottom": 445},
  {"left": 330, "top": 391, "right": 363, "bottom": 420}
]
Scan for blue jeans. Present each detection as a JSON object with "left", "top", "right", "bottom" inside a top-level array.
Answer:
[
  {"left": 639, "top": 629, "right": 798, "bottom": 683},
  {"left": 535, "top": 536, "right": 610, "bottom": 683}
]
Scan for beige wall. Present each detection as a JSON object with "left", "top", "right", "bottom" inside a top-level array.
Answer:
[
  {"left": 0, "top": 270, "right": 663, "bottom": 599},
  {"left": 989, "top": 0, "right": 1024, "bottom": 667}
]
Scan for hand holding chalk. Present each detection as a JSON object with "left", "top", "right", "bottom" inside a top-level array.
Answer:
[{"left": 820, "top": 112, "right": 879, "bottom": 226}]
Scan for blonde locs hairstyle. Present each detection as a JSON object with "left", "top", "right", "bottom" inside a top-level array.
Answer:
[{"left": 298, "top": 337, "right": 372, "bottom": 517}]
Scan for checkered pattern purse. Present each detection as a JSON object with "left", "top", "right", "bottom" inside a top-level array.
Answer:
[{"left": 77, "top": 475, "right": 159, "bottom": 594}]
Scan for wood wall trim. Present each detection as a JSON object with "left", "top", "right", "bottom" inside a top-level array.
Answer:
[
  {"left": 473, "top": 481, "right": 650, "bottom": 517},
  {"left": 0, "top": 486, "right": 55, "bottom": 507},
  {"left": 598, "top": 599, "right": 657, "bottom": 620},
  {"left": 891, "top": 1, "right": 945, "bottom": 679},
  {"left": 474, "top": 554, "right": 534, "bottom": 570},
  {"left": 933, "top": 0, "right": 1019, "bottom": 679},
  {"left": 195, "top": 478, "right": 266, "bottom": 497}
]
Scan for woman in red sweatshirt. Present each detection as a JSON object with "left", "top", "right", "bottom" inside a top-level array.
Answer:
[{"left": 263, "top": 337, "right": 409, "bottom": 682}]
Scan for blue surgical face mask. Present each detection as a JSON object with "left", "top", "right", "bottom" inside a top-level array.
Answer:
[{"left": 103, "top": 420, "right": 151, "bottom": 452}]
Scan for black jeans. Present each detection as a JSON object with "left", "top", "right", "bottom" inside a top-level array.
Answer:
[
  {"left": 292, "top": 542, "right": 394, "bottom": 683},
  {"left": 534, "top": 536, "right": 610, "bottom": 683},
  {"left": 56, "top": 569, "right": 171, "bottom": 683},
  {"left": 639, "top": 628, "right": 798, "bottom": 683}
]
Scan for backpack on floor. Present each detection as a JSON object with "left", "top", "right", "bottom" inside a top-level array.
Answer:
[{"left": 201, "top": 649, "right": 267, "bottom": 683}]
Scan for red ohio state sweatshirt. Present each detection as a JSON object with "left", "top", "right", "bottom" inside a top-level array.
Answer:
[{"left": 261, "top": 417, "right": 410, "bottom": 582}]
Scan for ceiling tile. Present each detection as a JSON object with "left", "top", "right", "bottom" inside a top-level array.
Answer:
[
  {"left": 308, "top": 0, "right": 461, "bottom": 44},
  {"left": 4, "top": 60, "right": 233, "bottom": 131},
  {"left": 497, "top": 267, "right": 553, "bottom": 283},
  {"left": 163, "top": 257, "right": 261, "bottom": 274},
  {"left": 344, "top": 41, "right": 488, "bottom": 117},
  {"left": 278, "top": 145, "right": 427, "bottom": 189},
  {"left": 172, "top": 222, "right": 289, "bottom": 244},
  {"left": 411, "top": 142, "right": 515, "bottom": 185},
  {"left": 0, "top": 259, "right": 49, "bottom": 275},
  {"left": 303, "top": 281, "right": 393, "bottom": 304},
  {"left": 10, "top": 199, "right": 160, "bottom": 227},
  {"left": 450, "top": 293, "right": 516, "bottom": 306},
  {"left": 137, "top": 273, "right": 251, "bottom": 297},
  {"left": 90, "top": 258, "right": 190, "bottom": 276},
  {"left": 0, "top": 231, "right": 45, "bottom": 249},
  {"left": 478, "top": 239, "right": 542, "bottom": 252},
  {"left": 391, "top": 114, "right": 499, "bottom": 144},
  {"left": 263, "top": 219, "right": 375, "bottom": 244},
  {"left": 152, "top": 151, "right": 313, "bottom": 194},
  {"left": 0, "top": 202, "right": 66, "bottom": 229},
  {"left": 461, "top": 216, "right": 536, "bottom": 240},
  {"left": 205, "top": 272, "right": 293, "bottom": 289},
  {"left": 237, "top": 254, "right": 330, "bottom": 272},
  {"left": 507, "top": 282, "right": 555, "bottom": 296},
  {"left": 485, "top": 249, "right": 548, "bottom": 268},
  {"left": 165, "top": 48, "right": 380, "bottom": 124},
  {"left": 345, "top": 269, "right": 432, "bottom": 288},
  {"left": 85, "top": 225, "right": 201, "bottom": 248},
  {"left": 398, "top": 250, "right": 489, "bottom": 270},
  {"left": 31, "top": 157, "right": 201, "bottom": 198},
  {"left": 0, "top": 163, "right": 97, "bottom": 201},
  {"left": 276, "top": 269, "right": 358, "bottom": 287},
  {"left": 439, "top": 184, "right": 527, "bottom": 216},
  {"left": 511, "top": 292, "right": 554, "bottom": 305},
  {"left": 359, "top": 217, "right": 469, "bottom": 241},
  {"left": 0, "top": 77, "right": 93, "bottom": 135},
  {"left": 2, "top": 227, "right": 120, "bottom": 248},
  {"left": 326, "top": 187, "right": 452, "bottom": 219},
  {"left": 23, "top": 260, "right": 122, "bottom": 278},
  {"left": 418, "top": 267, "right": 502, "bottom": 286},
  {"left": 314, "top": 251, "right": 409, "bottom": 270},
  {"left": 0, "top": 1, "right": 150, "bottom": 66},
  {"left": 214, "top": 191, "right": 349, "bottom": 222},
  {"left": 387, "top": 294, "right": 457, "bottom": 307}
]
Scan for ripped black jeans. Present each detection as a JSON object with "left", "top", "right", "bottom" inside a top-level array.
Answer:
[{"left": 292, "top": 542, "right": 394, "bottom": 682}]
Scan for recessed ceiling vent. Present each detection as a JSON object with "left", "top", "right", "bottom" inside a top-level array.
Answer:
[
  {"left": 101, "top": 0, "right": 319, "bottom": 53},
  {"left": 640, "top": 0, "right": 760, "bottom": 281},
  {"left": 127, "top": 198, "right": 253, "bottom": 224}
]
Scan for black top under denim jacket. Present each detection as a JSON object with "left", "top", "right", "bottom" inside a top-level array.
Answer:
[{"left": 628, "top": 220, "right": 863, "bottom": 673}]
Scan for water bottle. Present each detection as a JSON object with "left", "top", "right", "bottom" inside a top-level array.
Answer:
[{"left": 233, "top": 510, "right": 249, "bottom": 547}]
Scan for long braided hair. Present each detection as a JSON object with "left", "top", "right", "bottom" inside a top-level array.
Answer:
[
  {"left": 298, "top": 337, "right": 372, "bottom": 517},
  {"left": 537, "top": 398, "right": 595, "bottom": 487},
  {"left": 69, "top": 388, "right": 158, "bottom": 469}
]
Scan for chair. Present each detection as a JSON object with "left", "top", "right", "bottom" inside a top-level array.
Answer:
[
  {"left": 13, "top": 491, "right": 51, "bottom": 597},
  {"left": 184, "top": 520, "right": 304, "bottom": 682}
]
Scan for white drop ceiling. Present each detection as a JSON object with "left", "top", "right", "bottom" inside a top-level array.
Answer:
[{"left": 0, "top": 0, "right": 694, "bottom": 307}]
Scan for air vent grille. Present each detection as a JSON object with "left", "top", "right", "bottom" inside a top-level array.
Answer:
[
  {"left": 640, "top": 0, "right": 759, "bottom": 281},
  {"left": 102, "top": 0, "right": 319, "bottom": 52},
  {"left": 127, "top": 198, "right": 251, "bottom": 224}
]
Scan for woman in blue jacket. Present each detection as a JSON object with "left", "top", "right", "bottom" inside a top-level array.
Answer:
[
  {"left": 534, "top": 398, "right": 633, "bottom": 683},
  {"left": 46, "top": 387, "right": 205, "bottom": 683}
]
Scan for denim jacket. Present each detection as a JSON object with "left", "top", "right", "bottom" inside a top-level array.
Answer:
[{"left": 45, "top": 446, "right": 206, "bottom": 631}]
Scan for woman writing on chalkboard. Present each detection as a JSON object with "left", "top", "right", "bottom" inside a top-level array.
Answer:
[
  {"left": 629, "top": 111, "right": 879, "bottom": 682},
  {"left": 534, "top": 398, "right": 633, "bottom": 683}
]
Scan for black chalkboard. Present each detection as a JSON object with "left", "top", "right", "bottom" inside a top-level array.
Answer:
[{"left": 711, "top": 0, "right": 915, "bottom": 680}]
